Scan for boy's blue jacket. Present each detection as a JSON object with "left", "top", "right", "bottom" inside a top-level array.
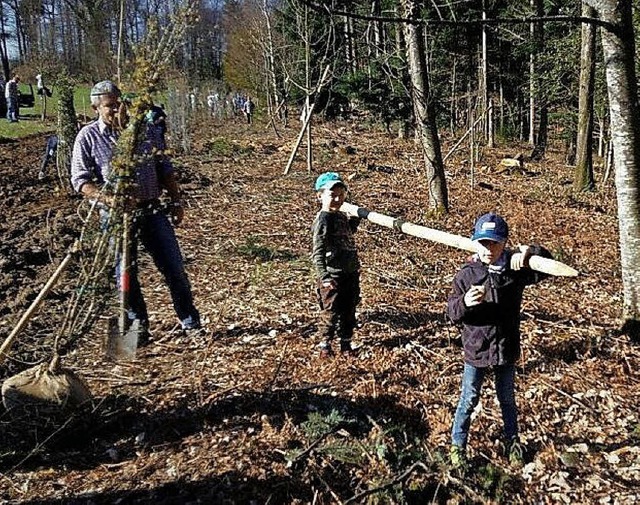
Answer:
[{"left": 447, "top": 245, "right": 552, "bottom": 367}]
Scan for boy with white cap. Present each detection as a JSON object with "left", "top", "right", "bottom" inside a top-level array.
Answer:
[
  {"left": 311, "top": 172, "right": 360, "bottom": 358},
  {"left": 447, "top": 212, "right": 553, "bottom": 473}
]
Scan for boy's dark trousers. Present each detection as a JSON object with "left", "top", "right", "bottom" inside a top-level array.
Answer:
[{"left": 317, "top": 273, "right": 360, "bottom": 350}]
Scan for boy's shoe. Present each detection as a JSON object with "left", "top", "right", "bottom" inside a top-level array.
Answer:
[
  {"left": 340, "top": 346, "right": 359, "bottom": 357},
  {"left": 319, "top": 346, "right": 334, "bottom": 359},
  {"left": 181, "top": 315, "right": 201, "bottom": 330},
  {"left": 507, "top": 438, "right": 525, "bottom": 467},
  {"left": 449, "top": 445, "right": 468, "bottom": 475},
  {"left": 38, "top": 171, "right": 46, "bottom": 180}
]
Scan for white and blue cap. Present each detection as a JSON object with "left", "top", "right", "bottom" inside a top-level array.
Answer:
[
  {"left": 314, "top": 172, "right": 347, "bottom": 192},
  {"left": 472, "top": 212, "right": 509, "bottom": 242},
  {"left": 90, "top": 80, "right": 121, "bottom": 98}
]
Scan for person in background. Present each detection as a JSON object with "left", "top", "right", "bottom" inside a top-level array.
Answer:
[
  {"left": 38, "top": 135, "right": 59, "bottom": 180},
  {"left": 145, "top": 104, "right": 168, "bottom": 150},
  {"left": 5, "top": 75, "right": 20, "bottom": 122},
  {"left": 311, "top": 172, "right": 361, "bottom": 358},
  {"left": 0, "top": 75, "right": 6, "bottom": 118},
  {"left": 243, "top": 96, "right": 255, "bottom": 125},
  {"left": 70, "top": 80, "right": 201, "bottom": 344},
  {"left": 36, "top": 73, "right": 52, "bottom": 97},
  {"left": 447, "top": 212, "right": 554, "bottom": 475}
]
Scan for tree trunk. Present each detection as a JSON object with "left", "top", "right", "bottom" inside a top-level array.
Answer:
[
  {"left": 0, "top": 1, "right": 10, "bottom": 80},
  {"left": 586, "top": 0, "right": 640, "bottom": 332},
  {"left": 262, "top": 0, "right": 280, "bottom": 118},
  {"left": 530, "top": 0, "right": 547, "bottom": 160},
  {"left": 574, "top": 2, "right": 596, "bottom": 192},
  {"left": 402, "top": 0, "right": 448, "bottom": 212}
]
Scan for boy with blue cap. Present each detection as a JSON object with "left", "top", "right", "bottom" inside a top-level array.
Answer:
[
  {"left": 447, "top": 212, "right": 553, "bottom": 474},
  {"left": 311, "top": 172, "right": 360, "bottom": 357}
]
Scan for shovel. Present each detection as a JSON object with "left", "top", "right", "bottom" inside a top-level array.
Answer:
[
  {"left": 105, "top": 211, "right": 139, "bottom": 360},
  {"left": 0, "top": 242, "right": 79, "bottom": 365}
]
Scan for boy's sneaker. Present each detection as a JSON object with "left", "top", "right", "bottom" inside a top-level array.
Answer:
[
  {"left": 181, "top": 315, "right": 202, "bottom": 335},
  {"left": 449, "top": 445, "right": 468, "bottom": 475},
  {"left": 38, "top": 171, "right": 46, "bottom": 180},
  {"left": 340, "top": 347, "right": 359, "bottom": 358},
  {"left": 319, "top": 345, "right": 334, "bottom": 359},
  {"left": 507, "top": 438, "right": 525, "bottom": 467}
]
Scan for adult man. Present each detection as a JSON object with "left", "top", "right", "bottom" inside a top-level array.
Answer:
[
  {"left": 5, "top": 75, "right": 20, "bottom": 122},
  {"left": 70, "top": 80, "right": 201, "bottom": 342}
]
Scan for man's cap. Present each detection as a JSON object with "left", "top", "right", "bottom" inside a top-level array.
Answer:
[
  {"left": 471, "top": 212, "right": 509, "bottom": 242},
  {"left": 90, "top": 80, "right": 121, "bottom": 98},
  {"left": 314, "top": 172, "right": 347, "bottom": 192}
]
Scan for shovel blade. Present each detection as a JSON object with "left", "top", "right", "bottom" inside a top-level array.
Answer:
[{"left": 106, "top": 317, "right": 139, "bottom": 360}]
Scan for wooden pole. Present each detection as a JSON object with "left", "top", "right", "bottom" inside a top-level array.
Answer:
[
  {"left": 340, "top": 202, "right": 578, "bottom": 277},
  {"left": 283, "top": 65, "right": 331, "bottom": 175},
  {"left": 0, "top": 244, "right": 78, "bottom": 364},
  {"left": 443, "top": 106, "right": 490, "bottom": 163}
]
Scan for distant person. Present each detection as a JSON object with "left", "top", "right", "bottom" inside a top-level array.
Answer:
[
  {"left": 447, "top": 212, "right": 554, "bottom": 475},
  {"left": 311, "top": 172, "right": 361, "bottom": 358},
  {"left": 36, "top": 73, "right": 52, "bottom": 97},
  {"left": 145, "top": 104, "right": 168, "bottom": 150},
  {"left": 38, "top": 135, "right": 59, "bottom": 180},
  {"left": 243, "top": 96, "right": 255, "bottom": 125},
  {"left": 0, "top": 76, "right": 6, "bottom": 118},
  {"left": 70, "top": 80, "right": 201, "bottom": 343},
  {"left": 5, "top": 75, "right": 20, "bottom": 122}
]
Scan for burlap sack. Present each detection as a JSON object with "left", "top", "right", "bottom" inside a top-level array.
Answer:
[{"left": 2, "top": 360, "right": 92, "bottom": 414}]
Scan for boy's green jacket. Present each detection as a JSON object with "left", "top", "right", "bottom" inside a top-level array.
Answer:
[{"left": 311, "top": 211, "right": 360, "bottom": 280}]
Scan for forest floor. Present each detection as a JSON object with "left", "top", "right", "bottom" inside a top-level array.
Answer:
[{"left": 0, "top": 115, "right": 639, "bottom": 504}]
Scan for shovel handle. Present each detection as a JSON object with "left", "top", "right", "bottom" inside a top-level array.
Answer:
[
  {"left": 118, "top": 212, "right": 133, "bottom": 335},
  {"left": 0, "top": 245, "right": 77, "bottom": 364}
]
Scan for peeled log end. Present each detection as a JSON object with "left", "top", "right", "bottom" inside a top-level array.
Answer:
[{"left": 528, "top": 256, "right": 579, "bottom": 277}]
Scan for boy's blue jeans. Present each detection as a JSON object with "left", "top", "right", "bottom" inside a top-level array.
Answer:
[
  {"left": 451, "top": 363, "right": 518, "bottom": 448},
  {"left": 114, "top": 210, "right": 199, "bottom": 329}
]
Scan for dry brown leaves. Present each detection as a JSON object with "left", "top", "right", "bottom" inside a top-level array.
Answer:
[{"left": 0, "top": 120, "right": 639, "bottom": 504}]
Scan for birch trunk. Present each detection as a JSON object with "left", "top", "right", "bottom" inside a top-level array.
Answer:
[
  {"left": 574, "top": 2, "right": 596, "bottom": 192},
  {"left": 586, "top": 0, "right": 640, "bottom": 330},
  {"left": 262, "top": 0, "right": 280, "bottom": 117},
  {"left": 401, "top": 0, "right": 448, "bottom": 212}
]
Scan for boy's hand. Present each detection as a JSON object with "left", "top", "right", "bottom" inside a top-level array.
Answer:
[
  {"left": 464, "top": 285, "right": 486, "bottom": 307},
  {"left": 320, "top": 190, "right": 334, "bottom": 212},
  {"left": 321, "top": 278, "right": 338, "bottom": 290},
  {"left": 511, "top": 245, "right": 531, "bottom": 270}
]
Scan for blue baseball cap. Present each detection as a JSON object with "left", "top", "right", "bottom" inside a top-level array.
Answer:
[
  {"left": 314, "top": 172, "right": 347, "bottom": 192},
  {"left": 472, "top": 212, "right": 509, "bottom": 242}
]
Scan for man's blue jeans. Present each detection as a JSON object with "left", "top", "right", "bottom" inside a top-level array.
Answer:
[
  {"left": 451, "top": 363, "right": 518, "bottom": 448},
  {"left": 115, "top": 211, "right": 199, "bottom": 329}
]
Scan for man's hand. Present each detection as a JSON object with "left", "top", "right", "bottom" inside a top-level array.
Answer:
[
  {"left": 464, "top": 285, "right": 486, "bottom": 307},
  {"left": 510, "top": 245, "right": 531, "bottom": 271},
  {"left": 170, "top": 202, "right": 184, "bottom": 226}
]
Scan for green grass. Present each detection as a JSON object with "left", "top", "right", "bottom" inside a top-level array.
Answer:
[{"left": 0, "top": 84, "right": 92, "bottom": 140}]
